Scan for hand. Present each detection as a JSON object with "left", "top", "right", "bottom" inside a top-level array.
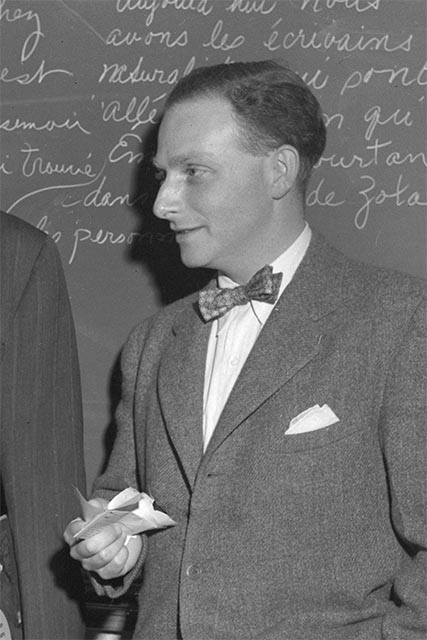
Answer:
[{"left": 63, "top": 498, "right": 142, "bottom": 580}]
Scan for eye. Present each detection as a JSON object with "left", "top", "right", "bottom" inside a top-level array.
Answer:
[{"left": 185, "top": 166, "right": 206, "bottom": 179}]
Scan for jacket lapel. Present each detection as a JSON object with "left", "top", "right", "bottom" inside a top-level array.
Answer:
[
  {"left": 203, "top": 232, "right": 346, "bottom": 459},
  {"left": 157, "top": 232, "right": 347, "bottom": 481},
  {"left": 157, "top": 299, "right": 211, "bottom": 488}
]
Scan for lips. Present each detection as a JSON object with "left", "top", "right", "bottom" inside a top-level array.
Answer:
[{"left": 174, "top": 226, "right": 201, "bottom": 237}]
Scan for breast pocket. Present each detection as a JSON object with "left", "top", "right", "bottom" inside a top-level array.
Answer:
[{"left": 282, "top": 413, "right": 362, "bottom": 453}]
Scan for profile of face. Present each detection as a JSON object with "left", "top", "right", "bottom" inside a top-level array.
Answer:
[{"left": 153, "top": 96, "right": 290, "bottom": 284}]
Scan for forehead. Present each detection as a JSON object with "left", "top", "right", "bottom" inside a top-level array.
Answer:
[{"left": 155, "top": 96, "right": 241, "bottom": 164}]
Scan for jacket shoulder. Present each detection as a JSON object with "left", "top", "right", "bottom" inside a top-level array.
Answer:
[
  {"left": 121, "top": 289, "right": 202, "bottom": 367},
  {"left": 1, "top": 213, "right": 62, "bottom": 324},
  {"left": 341, "top": 252, "right": 426, "bottom": 313},
  {"left": 0, "top": 211, "right": 52, "bottom": 254}
]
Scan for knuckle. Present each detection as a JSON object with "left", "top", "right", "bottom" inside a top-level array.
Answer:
[
  {"left": 69, "top": 546, "right": 81, "bottom": 561},
  {"left": 84, "top": 536, "right": 100, "bottom": 555},
  {"left": 81, "top": 558, "right": 93, "bottom": 572},
  {"left": 97, "top": 547, "right": 110, "bottom": 564}
]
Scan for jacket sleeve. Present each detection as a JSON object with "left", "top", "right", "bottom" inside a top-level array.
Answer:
[
  {"left": 379, "top": 293, "right": 427, "bottom": 639},
  {"left": 1, "top": 232, "right": 87, "bottom": 639},
  {"left": 89, "top": 320, "right": 152, "bottom": 598}
]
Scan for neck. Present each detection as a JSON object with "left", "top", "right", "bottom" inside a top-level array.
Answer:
[{"left": 224, "top": 213, "right": 306, "bottom": 284}]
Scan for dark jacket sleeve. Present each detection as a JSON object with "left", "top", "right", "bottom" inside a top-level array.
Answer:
[{"left": 1, "top": 218, "right": 87, "bottom": 639}]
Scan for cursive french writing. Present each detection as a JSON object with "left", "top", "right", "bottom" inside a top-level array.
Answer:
[
  {"left": 20, "top": 143, "right": 97, "bottom": 178},
  {"left": 0, "top": 115, "right": 90, "bottom": 135},
  {"left": 98, "top": 55, "right": 195, "bottom": 84},
  {"left": 264, "top": 20, "right": 412, "bottom": 54},
  {"left": 355, "top": 174, "right": 427, "bottom": 229},
  {"left": 0, "top": 59, "right": 73, "bottom": 85}
]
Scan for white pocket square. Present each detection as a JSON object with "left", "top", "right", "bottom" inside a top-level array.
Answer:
[{"left": 286, "top": 404, "right": 339, "bottom": 435}]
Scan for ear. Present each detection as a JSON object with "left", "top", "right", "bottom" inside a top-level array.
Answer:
[{"left": 271, "top": 145, "right": 300, "bottom": 199}]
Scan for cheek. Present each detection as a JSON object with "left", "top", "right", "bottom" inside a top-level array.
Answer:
[
  {"left": 235, "top": 166, "right": 270, "bottom": 201},
  {"left": 187, "top": 183, "right": 233, "bottom": 220}
]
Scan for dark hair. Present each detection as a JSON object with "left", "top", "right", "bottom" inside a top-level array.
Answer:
[{"left": 165, "top": 60, "right": 326, "bottom": 193}]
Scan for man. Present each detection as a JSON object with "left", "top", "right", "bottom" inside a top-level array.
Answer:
[
  {"left": 1, "top": 211, "right": 86, "bottom": 639},
  {"left": 64, "top": 61, "right": 426, "bottom": 639}
]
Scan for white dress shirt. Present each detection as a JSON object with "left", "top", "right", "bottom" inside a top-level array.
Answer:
[{"left": 202, "top": 224, "right": 312, "bottom": 450}]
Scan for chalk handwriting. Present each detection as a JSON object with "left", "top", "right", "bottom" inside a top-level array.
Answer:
[
  {"left": 0, "top": 60, "right": 73, "bottom": 85},
  {"left": 106, "top": 28, "right": 142, "bottom": 46},
  {"left": 20, "top": 144, "right": 97, "bottom": 178},
  {"left": 341, "top": 60, "right": 427, "bottom": 94},
  {"left": 0, "top": 0, "right": 40, "bottom": 28},
  {"left": 115, "top": 0, "right": 160, "bottom": 26},
  {"left": 69, "top": 227, "right": 141, "bottom": 264},
  {"left": 299, "top": 0, "right": 380, "bottom": 11},
  {"left": 363, "top": 105, "right": 413, "bottom": 141},
  {"left": 300, "top": 68, "right": 329, "bottom": 90},
  {"left": 145, "top": 28, "right": 188, "bottom": 47},
  {"left": 264, "top": 20, "right": 412, "bottom": 53},
  {"left": 6, "top": 169, "right": 104, "bottom": 214},
  {"left": 108, "top": 133, "right": 145, "bottom": 164},
  {"left": 98, "top": 56, "right": 195, "bottom": 84},
  {"left": 0, "top": 116, "right": 90, "bottom": 135},
  {"left": 225, "top": 0, "right": 277, "bottom": 14},
  {"left": 61, "top": 175, "right": 148, "bottom": 211},
  {"left": 323, "top": 112, "right": 344, "bottom": 130},
  {"left": 318, "top": 139, "right": 427, "bottom": 169},
  {"left": 306, "top": 178, "right": 345, "bottom": 208},
  {"left": 19, "top": 22, "right": 44, "bottom": 62},
  {"left": 68, "top": 224, "right": 174, "bottom": 265},
  {"left": 102, "top": 94, "right": 166, "bottom": 129},
  {"left": 106, "top": 26, "right": 188, "bottom": 47},
  {"left": 0, "top": 158, "right": 13, "bottom": 174},
  {"left": 0, "top": 0, "right": 43, "bottom": 61},
  {"left": 203, "top": 20, "right": 245, "bottom": 51},
  {"left": 36, "top": 214, "right": 175, "bottom": 265},
  {"left": 1, "top": 0, "right": 425, "bottom": 274},
  {"left": 355, "top": 174, "right": 427, "bottom": 229},
  {"left": 115, "top": 0, "right": 213, "bottom": 28}
]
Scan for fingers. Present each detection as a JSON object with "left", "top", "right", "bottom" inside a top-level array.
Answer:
[
  {"left": 65, "top": 523, "right": 130, "bottom": 580},
  {"left": 79, "top": 527, "right": 130, "bottom": 580},
  {"left": 63, "top": 517, "right": 85, "bottom": 545},
  {"left": 63, "top": 497, "right": 109, "bottom": 546},
  {"left": 89, "top": 497, "right": 109, "bottom": 509}
]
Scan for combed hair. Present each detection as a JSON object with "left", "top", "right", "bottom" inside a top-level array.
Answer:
[{"left": 165, "top": 60, "right": 327, "bottom": 193}]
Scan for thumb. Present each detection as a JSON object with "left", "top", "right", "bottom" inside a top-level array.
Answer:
[{"left": 88, "top": 497, "right": 109, "bottom": 509}]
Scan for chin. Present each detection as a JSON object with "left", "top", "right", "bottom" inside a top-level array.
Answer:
[{"left": 180, "top": 251, "right": 210, "bottom": 271}]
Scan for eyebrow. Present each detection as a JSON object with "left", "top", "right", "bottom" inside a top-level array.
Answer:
[{"left": 152, "top": 152, "right": 217, "bottom": 169}]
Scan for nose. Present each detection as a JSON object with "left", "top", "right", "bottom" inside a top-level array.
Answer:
[{"left": 153, "top": 178, "right": 180, "bottom": 220}]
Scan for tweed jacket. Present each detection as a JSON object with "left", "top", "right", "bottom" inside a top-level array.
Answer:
[
  {"left": 0, "top": 212, "right": 86, "bottom": 639},
  {"left": 92, "top": 231, "right": 426, "bottom": 640}
]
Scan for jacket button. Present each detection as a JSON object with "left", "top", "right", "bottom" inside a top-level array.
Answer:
[{"left": 186, "top": 564, "right": 202, "bottom": 580}]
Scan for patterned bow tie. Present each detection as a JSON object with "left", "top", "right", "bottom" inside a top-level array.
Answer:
[{"left": 198, "top": 265, "right": 283, "bottom": 322}]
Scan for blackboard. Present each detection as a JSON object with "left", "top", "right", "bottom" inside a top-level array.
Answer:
[{"left": 1, "top": 0, "right": 426, "bottom": 491}]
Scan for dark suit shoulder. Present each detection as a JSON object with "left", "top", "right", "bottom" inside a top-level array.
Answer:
[
  {"left": 1, "top": 213, "right": 65, "bottom": 340},
  {"left": 0, "top": 211, "right": 60, "bottom": 287},
  {"left": 0, "top": 211, "right": 53, "bottom": 254}
]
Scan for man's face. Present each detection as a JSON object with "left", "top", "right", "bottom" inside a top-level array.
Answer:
[{"left": 153, "top": 96, "right": 278, "bottom": 283}]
